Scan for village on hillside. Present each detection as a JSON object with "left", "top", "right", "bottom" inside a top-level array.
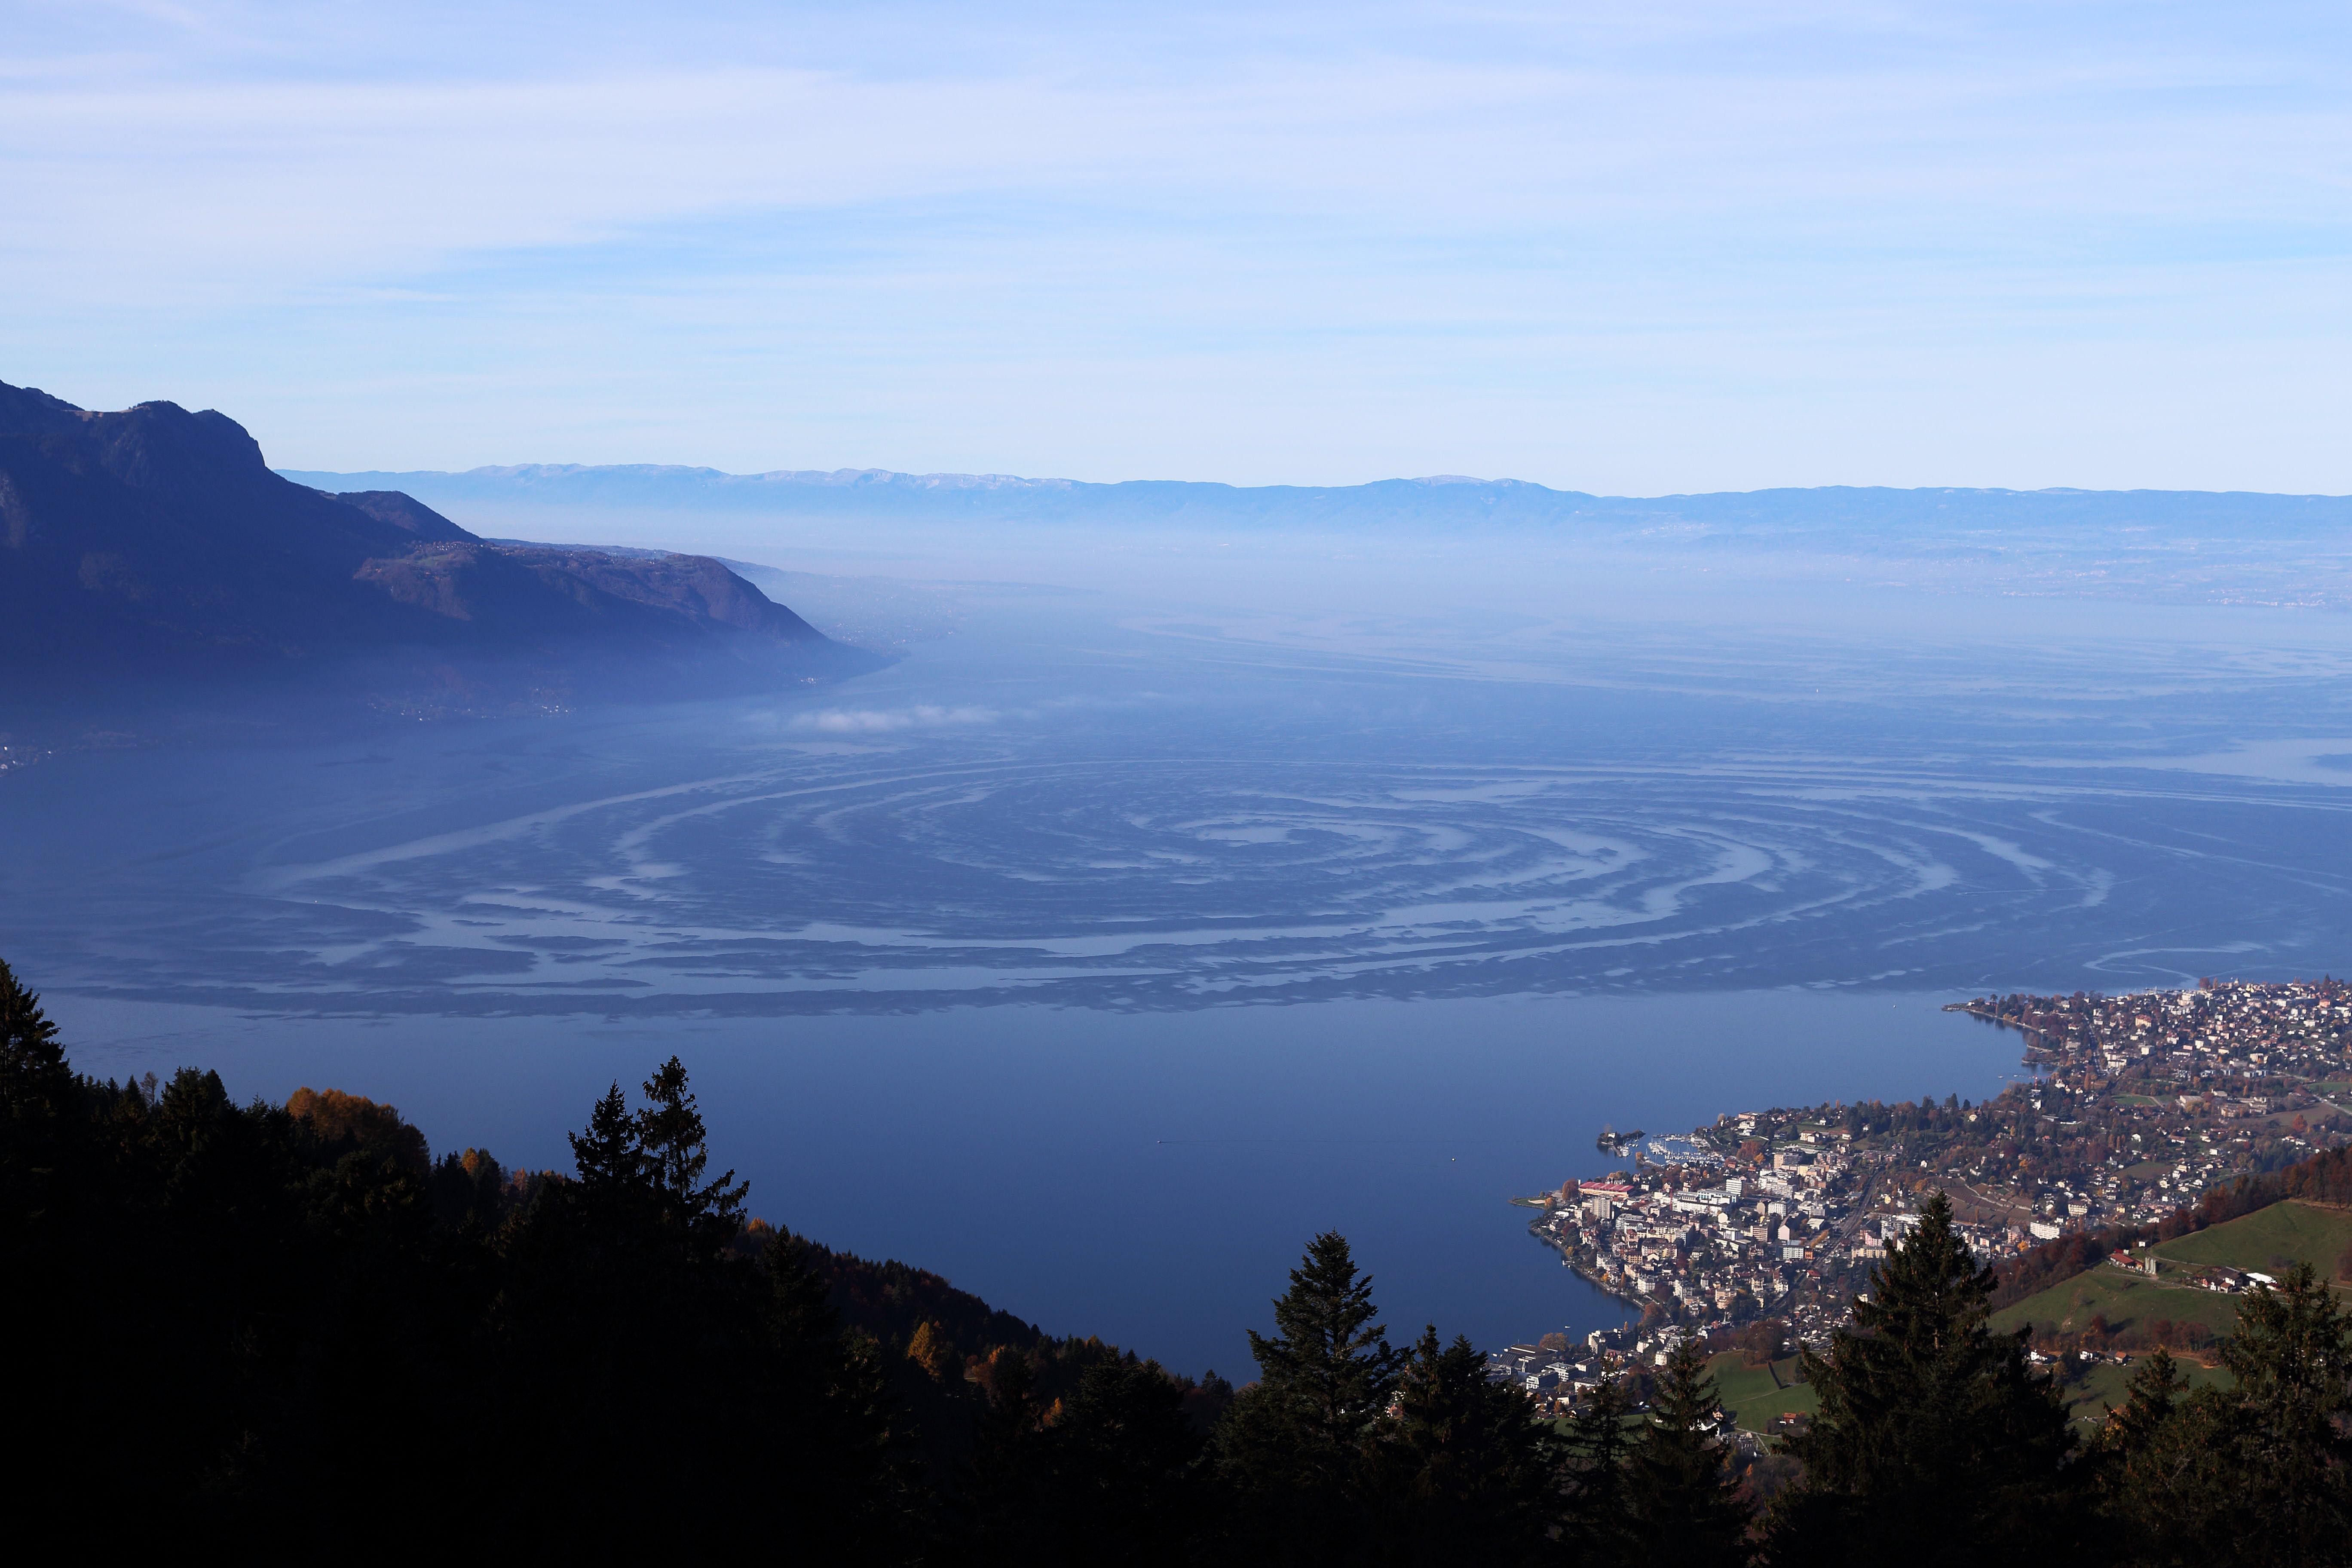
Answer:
[{"left": 1491, "top": 978, "right": 2352, "bottom": 1422}]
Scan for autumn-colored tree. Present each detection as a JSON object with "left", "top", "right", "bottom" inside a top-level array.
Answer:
[
  {"left": 284, "top": 1085, "right": 429, "bottom": 1173},
  {"left": 906, "top": 1319, "right": 956, "bottom": 1380},
  {"left": 1740, "top": 1318, "right": 1788, "bottom": 1367}
]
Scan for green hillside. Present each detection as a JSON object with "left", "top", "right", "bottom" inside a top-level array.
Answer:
[
  {"left": 1992, "top": 1200, "right": 2352, "bottom": 1352},
  {"left": 1992, "top": 1265, "right": 2241, "bottom": 1341},
  {"left": 2152, "top": 1200, "right": 2352, "bottom": 1277},
  {"left": 1736, "top": 1201, "right": 2352, "bottom": 1441},
  {"left": 1705, "top": 1351, "right": 1819, "bottom": 1433},
  {"left": 2044, "top": 1357, "right": 2232, "bottom": 1427}
]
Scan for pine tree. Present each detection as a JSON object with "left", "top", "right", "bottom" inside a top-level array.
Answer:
[
  {"left": 1767, "top": 1191, "right": 2082, "bottom": 1565},
  {"left": 759, "top": 1225, "right": 922, "bottom": 1561},
  {"left": 428, "top": 1146, "right": 508, "bottom": 1233},
  {"left": 1245, "top": 1230, "right": 1403, "bottom": 1455},
  {"left": 1372, "top": 1325, "right": 1564, "bottom": 1565},
  {"left": 2097, "top": 1343, "right": 2187, "bottom": 1459},
  {"left": 1029, "top": 1362, "right": 1210, "bottom": 1568},
  {"left": 2096, "top": 1271, "right": 2352, "bottom": 1566},
  {"left": 0, "top": 956, "right": 74, "bottom": 1230},
  {"left": 0, "top": 956, "right": 66, "bottom": 1105},
  {"left": 2209, "top": 1264, "right": 2352, "bottom": 1565},
  {"left": 1624, "top": 1340, "right": 1752, "bottom": 1565},
  {"left": 568, "top": 1081, "right": 642, "bottom": 1204},
  {"left": 1559, "top": 1370, "right": 1637, "bottom": 1559},
  {"left": 1214, "top": 1231, "right": 1403, "bottom": 1565},
  {"left": 765, "top": 1222, "right": 844, "bottom": 1347},
  {"left": 2092, "top": 1344, "right": 2232, "bottom": 1564},
  {"left": 0, "top": 958, "right": 86, "bottom": 1525},
  {"left": 962, "top": 1342, "right": 1047, "bottom": 1560},
  {"left": 635, "top": 1055, "right": 747, "bottom": 1256}
]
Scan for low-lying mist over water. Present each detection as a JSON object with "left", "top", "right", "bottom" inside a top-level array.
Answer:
[
  {"left": 18, "top": 541, "right": 2352, "bottom": 1012},
  {"left": 13, "top": 497, "right": 2352, "bottom": 1370}
]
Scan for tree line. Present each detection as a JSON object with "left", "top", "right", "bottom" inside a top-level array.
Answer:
[{"left": 4, "top": 957, "right": 2349, "bottom": 1562}]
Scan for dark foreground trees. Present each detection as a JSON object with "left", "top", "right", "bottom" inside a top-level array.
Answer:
[
  {"left": 962, "top": 1356, "right": 1210, "bottom": 1567},
  {"left": 12, "top": 950, "right": 2352, "bottom": 1564},
  {"left": 1213, "top": 1230, "right": 1406, "bottom": 1560},
  {"left": 1372, "top": 1323, "right": 1567, "bottom": 1564},
  {"left": 2093, "top": 1267, "right": 2352, "bottom": 1566},
  {"left": 0, "top": 964, "right": 913, "bottom": 1552},
  {"left": 1211, "top": 1232, "right": 1586, "bottom": 1565},
  {"left": 1767, "top": 1192, "right": 2083, "bottom": 1564},
  {"left": 1626, "top": 1340, "right": 1755, "bottom": 1565},
  {"left": 1752, "top": 1189, "right": 2352, "bottom": 1568}
]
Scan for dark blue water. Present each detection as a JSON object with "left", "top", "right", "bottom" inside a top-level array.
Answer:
[
  {"left": 11, "top": 554, "right": 2352, "bottom": 1372},
  {"left": 49, "top": 989, "right": 2021, "bottom": 1375}
]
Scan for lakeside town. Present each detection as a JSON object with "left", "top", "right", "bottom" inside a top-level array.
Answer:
[{"left": 1491, "top": 977, "right": 2352, "bottom": 1401}]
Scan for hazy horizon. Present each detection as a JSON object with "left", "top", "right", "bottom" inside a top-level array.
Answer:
[{"left": 294, "top": 459, "right": 2352, "bottom": 500}]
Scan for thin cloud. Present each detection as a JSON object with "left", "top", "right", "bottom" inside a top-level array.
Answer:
[
  {"left": 3, "top": 2, "right": 2346, "bottom": 489},
  {"left": 790, "top": 704, "right": 1001, "bottom": 734}
]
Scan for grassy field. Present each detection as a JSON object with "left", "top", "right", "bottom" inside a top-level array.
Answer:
[
  {"left": 1697, "top": 1209, "right": 2352, "bottom": 1439},
  {"left": 2046, "top": 1357, "right": 2233, "bottom": 1427},
  {"left": 1687, "top": 1204, "right": 2352, "bottom": 1440},
  {"left": 1704, "top": 1351, "right": 1819, "bottom": 1433},
  {"left": 1991, "top": 1264, "right": 2243, "bottom": 1341},
  {"left": 1697, "top": 1345, "right": 2221, "bottom": 1434},
  {"left": 2153, "top": 1200, "right": 2352, "bottom": 1277},
  {"left": 1992, "top": 1200, "right": 2352, "bottom": 1351}
]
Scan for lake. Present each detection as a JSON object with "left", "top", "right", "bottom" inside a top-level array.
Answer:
[{"left": 10, "top": 541, "right": 2352, "bottom": 1372}]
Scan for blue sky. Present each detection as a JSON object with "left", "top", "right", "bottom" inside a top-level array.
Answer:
[{"left": 4, "top": 0, "right": 2347, "bottom": 490}]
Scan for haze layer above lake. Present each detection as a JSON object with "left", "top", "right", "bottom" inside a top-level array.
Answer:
[{"left": 12, "top": 488, "right": 2352, "bottom": 1370}]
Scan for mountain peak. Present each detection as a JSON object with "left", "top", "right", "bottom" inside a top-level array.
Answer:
[
  {"left": 0, "top": 380, "right": 96, "bottom": 437},
  {"left": 0, "top": 379, "right": 877, "bottom": 708}
]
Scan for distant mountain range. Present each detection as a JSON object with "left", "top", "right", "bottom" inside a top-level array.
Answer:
[
  {"left": 0, "top": 383, "right": 875, "bottom": 714},
  {"left": 284, "top": 461, "right": 2352, "bottom": 610},
  {"left": 280, "top": 461, "right": 2352, "bottom": 540}
]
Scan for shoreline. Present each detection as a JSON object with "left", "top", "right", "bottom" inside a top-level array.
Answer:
[{"left": 1510, "top": 977, "right": 2352, "bottom": 1361}]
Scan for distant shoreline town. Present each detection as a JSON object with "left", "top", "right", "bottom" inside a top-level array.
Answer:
[{"left": 1495, "top": 977, "right": 2352, "bottom": 1398}]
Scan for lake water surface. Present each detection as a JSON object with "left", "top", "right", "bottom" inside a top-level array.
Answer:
[{"left": 11, "top": 542, "right": 2352, "bottom": 1372}]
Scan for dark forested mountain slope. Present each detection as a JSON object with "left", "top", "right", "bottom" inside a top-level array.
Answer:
[{"left": 0, "top": 381, "right": 874, "bottom": 707}]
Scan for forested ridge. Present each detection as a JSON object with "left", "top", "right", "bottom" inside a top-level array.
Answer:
[{"left": 5, "top": 956, "right": 2350, "bottom": 1562}]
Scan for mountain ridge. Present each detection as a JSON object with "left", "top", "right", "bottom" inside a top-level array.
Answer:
[
  {"left": 278, "top": 462, "right": 2352, "bottom": 541},
  {"left": 0, "top": 382, "right": 877, "bottom": 712},
  {"left": 288, "top": 456, "right": 2352, "bottom": 500}
]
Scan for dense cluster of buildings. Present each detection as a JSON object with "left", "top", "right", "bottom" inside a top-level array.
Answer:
[
  {"left": 1956, "top": 977, "right": 2351, "bottom": 1229},
  {"left": 1511, "top": 979, "right": 2352, "bottom": 1363}
]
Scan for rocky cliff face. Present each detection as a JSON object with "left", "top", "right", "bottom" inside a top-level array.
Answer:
[{"left": 0, "top": 381, "right": 876, "bottom": 708}]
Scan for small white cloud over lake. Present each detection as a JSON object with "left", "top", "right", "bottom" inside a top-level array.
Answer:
[{"left": 791, "top": 704, "right": 1000, "bottom": 734}]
